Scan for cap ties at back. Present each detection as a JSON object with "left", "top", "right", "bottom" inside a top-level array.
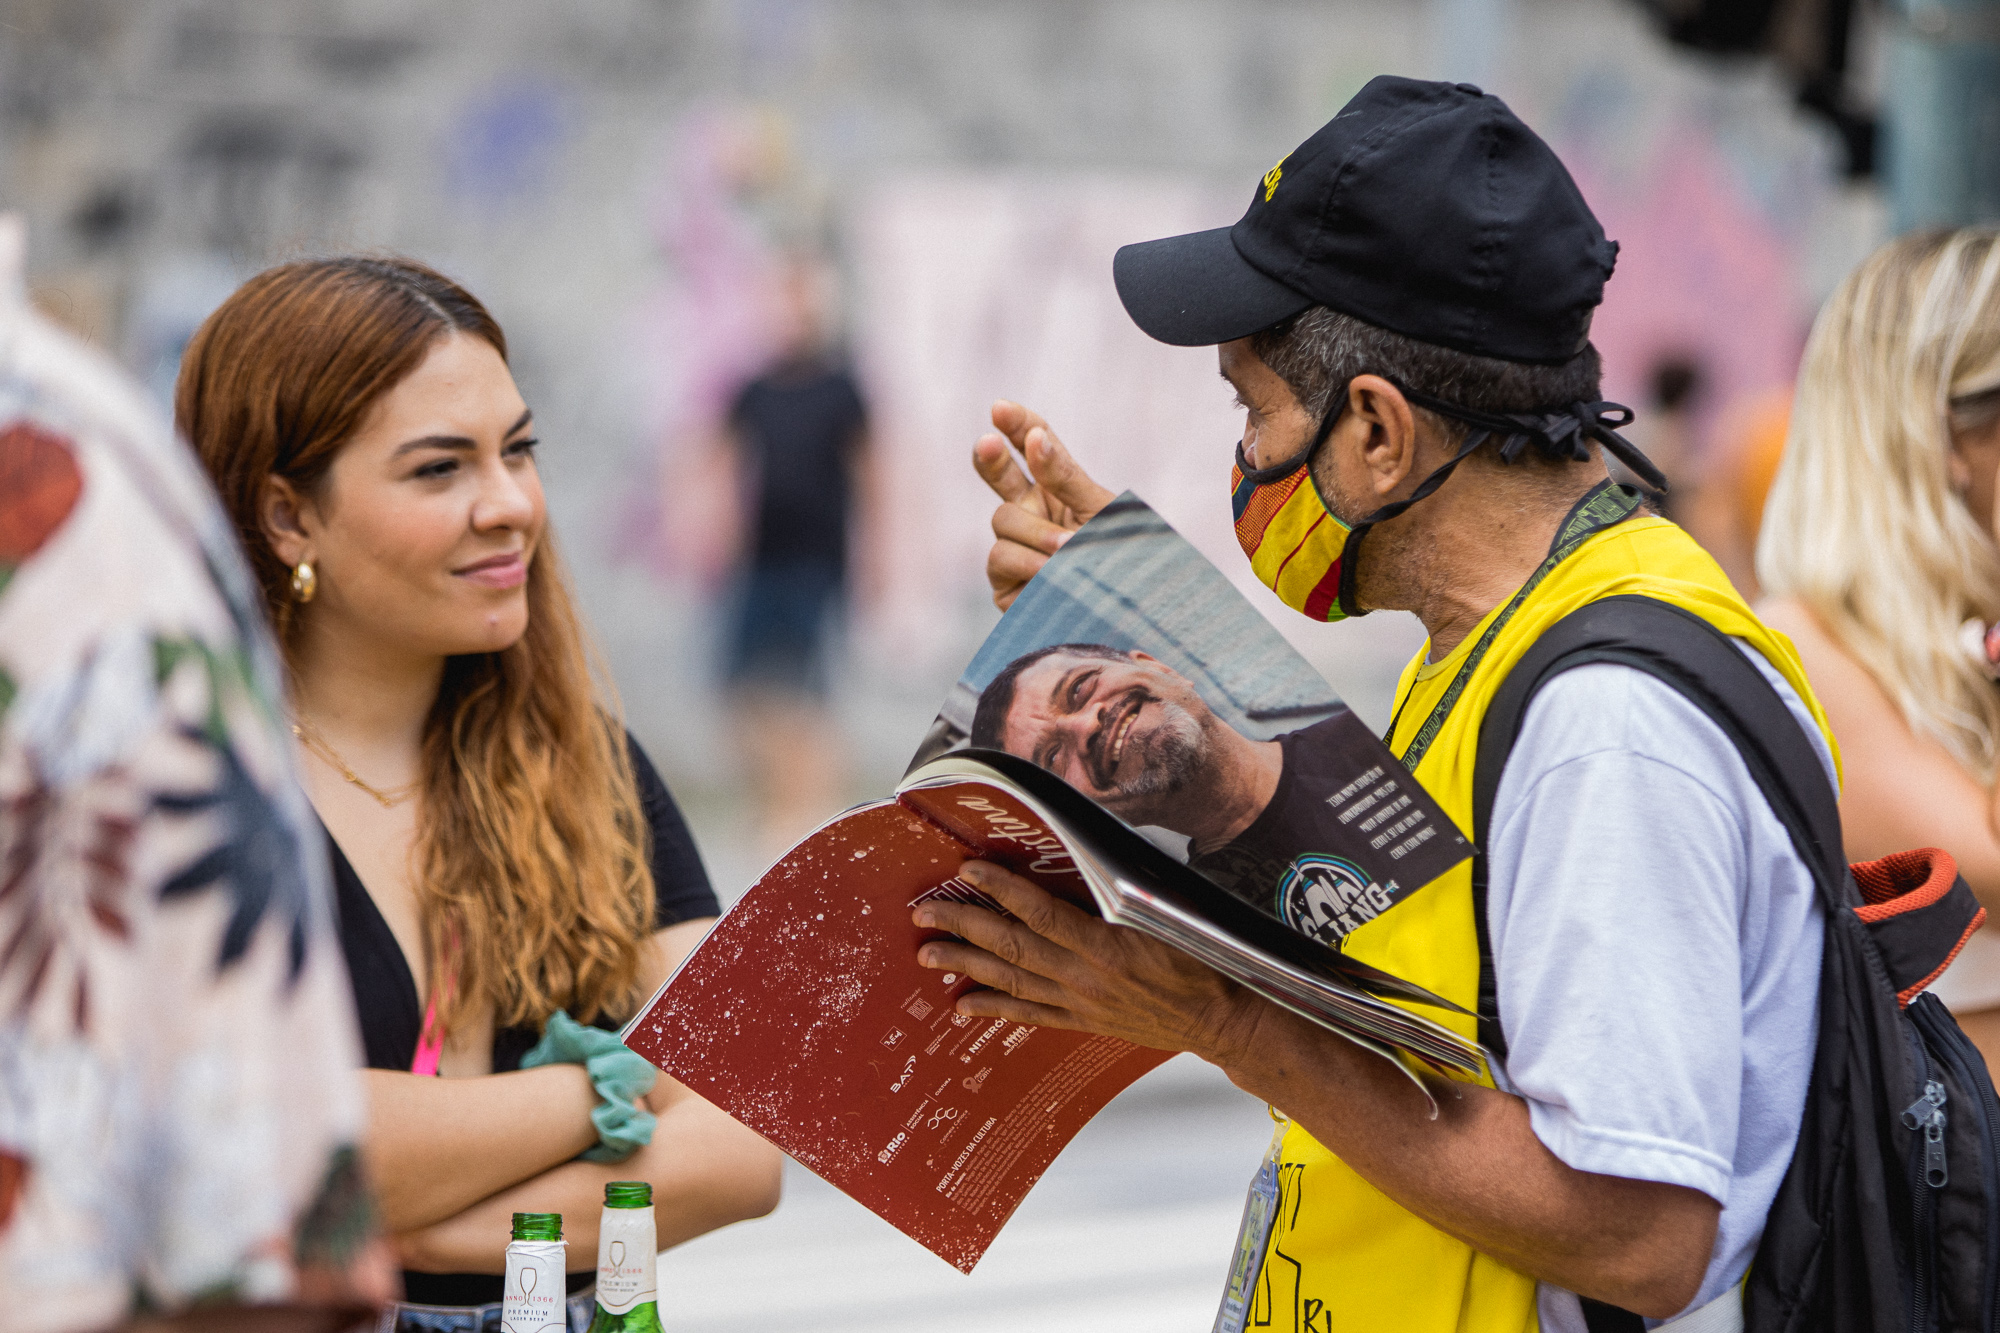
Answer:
[{"left": 1391, "top": 384, "right": 1667, "bottom": 492}]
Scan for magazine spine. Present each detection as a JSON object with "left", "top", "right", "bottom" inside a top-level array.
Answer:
[
  {"left": 890, "top": 791, "right": 984, "bottom": 862},
  {"left": 893, "top": 786, "right": 1118, "bottom": 918},
  {"left": 896, "top": 776, "right": 1126, "bottom": 920}
]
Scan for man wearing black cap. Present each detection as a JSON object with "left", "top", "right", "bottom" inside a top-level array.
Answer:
[{"left": 911, "top": 78, "right": 1838, "bottom": 1333}]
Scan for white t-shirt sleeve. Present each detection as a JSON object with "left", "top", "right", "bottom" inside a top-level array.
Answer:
[{"left": 1484, "top": 644, "right": 1829, "bottom": 1327}]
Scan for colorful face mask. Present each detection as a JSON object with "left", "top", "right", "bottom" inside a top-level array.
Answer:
[
  {"left": 1229, "top": 382, "right": 1664, "bottom": 623},
  {"left": 1231, "top": 431, "right": 1361, "bottom": 622}
]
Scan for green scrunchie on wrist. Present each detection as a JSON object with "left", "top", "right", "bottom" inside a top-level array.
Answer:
[{"left": 521, "top": 1011, "right": 660, "bottom": 1163}]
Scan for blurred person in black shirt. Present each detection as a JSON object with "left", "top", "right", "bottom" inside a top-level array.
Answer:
[{"left": 724, "top": 254, "right": 871, "bottom": 855}]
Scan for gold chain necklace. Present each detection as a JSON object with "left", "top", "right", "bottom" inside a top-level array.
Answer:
[{"left": 290, "top": 717, "right": 419, "bottom": 809}]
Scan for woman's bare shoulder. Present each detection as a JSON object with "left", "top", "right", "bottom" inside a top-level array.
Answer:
[
  {"left": 1759, "top": 595, "right": 1862, "bottom": 674},
  {"left": 1756, "top": 594, "right": 1831, "bottom": 647},
  {"left": 1756, "top": 595, "right": 1898, "bottom": 712},
  {"left": 1758, "top": 600, "right": 2000, "bottom": 878}
]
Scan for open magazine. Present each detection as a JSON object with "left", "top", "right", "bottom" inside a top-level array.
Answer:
[{"left": 623, "top": 494, "right": 1478, "bottom": 1271}]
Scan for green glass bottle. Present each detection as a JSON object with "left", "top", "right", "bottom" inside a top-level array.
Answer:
[
  {"left": 512, "top": 1212, "right": 563, "bottom": 1241},
  {"left": 504, "top": 1213, "right": 567, "bottom": 1333},
  {"left": 587, "top": 1182, "right": 662, "bottom": 1332}
]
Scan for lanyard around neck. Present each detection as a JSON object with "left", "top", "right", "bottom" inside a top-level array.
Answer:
[{"left": 1384, "top": 481, "right": 1646, "bottom": 774}]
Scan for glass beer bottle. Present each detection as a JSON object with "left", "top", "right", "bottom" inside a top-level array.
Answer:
[
  {"left": 588, "top": 1181, "right": 662, "bottom": 1332},
  {"left": 503, "top": 1212, "right": 568, "bottom": 1333}
]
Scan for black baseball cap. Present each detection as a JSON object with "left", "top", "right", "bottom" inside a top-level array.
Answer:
[{"left": 1113, "top": 76, "right": 1618, "bottom": 364}]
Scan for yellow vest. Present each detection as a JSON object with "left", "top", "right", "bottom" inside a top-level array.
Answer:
[{"left": 1247, "top": 502, "right": 1838, "bottom": 1333}]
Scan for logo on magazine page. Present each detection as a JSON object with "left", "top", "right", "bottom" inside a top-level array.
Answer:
[{"left": 1278, "top": 854, "right": 1395, "bottom": 944}]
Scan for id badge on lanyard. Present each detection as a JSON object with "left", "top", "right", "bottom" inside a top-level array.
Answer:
[{"left": 1213, "top": 1112, "right": 1289, "bottom": 1333}]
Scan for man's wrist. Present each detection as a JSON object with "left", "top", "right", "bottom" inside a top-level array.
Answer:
[
  {"left": 1196, "top": 992, "right": 1386, "bottom": 1116},
  {"left": 1192, "top": 983, "right": 1289, "bottom": 1078}
]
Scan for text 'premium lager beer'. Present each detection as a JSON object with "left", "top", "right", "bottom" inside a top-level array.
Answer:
[
  {"left": 503, "top": 1212, "right": 567, "bottom": 1333},
  {"left": 588, "top": 1181, "right": 662, "bottom": 1332}
]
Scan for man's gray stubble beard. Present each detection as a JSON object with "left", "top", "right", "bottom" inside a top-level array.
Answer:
[{"left": 1112, "top": 700, "right": 1209, "bottom": 801}]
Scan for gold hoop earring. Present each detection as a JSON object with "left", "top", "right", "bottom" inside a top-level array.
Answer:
[{"left": 290, "top": 560, "right": 317, "bottom": 603}]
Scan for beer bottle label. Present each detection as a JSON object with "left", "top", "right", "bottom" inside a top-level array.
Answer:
[
  {"left": 503, "top": 1239, "right": 568, "bottom": 1333},
  {"left": 594, "top": 1207, "right": 658, "bottom": 1315}
]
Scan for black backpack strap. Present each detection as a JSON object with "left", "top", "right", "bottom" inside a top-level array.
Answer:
[
  {"left": 1466, "top": 596, "right": 1846, "bottom": 1333},
  {"left": 1470, "top": 594, "right": 1848, "bottom": 1062}
]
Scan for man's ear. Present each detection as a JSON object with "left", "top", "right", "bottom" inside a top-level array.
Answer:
[
  {"left": 1343, "top": 374, "right": 1421, "bottom": 501},
  {"left": 1128, "top": 650, "right": 1161, "bottom": 666},
  {"left": 260, "top": 475, "right": 317, "bottom": 568}
]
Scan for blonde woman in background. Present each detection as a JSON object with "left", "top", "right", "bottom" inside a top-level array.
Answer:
[{"left": 1760, "top": 227, "right": 2000, "bottom": 1065}]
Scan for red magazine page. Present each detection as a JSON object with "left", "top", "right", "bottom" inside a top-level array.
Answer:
[{"left": 623, "top": 795, "right": 1174, "bottom": 1272}]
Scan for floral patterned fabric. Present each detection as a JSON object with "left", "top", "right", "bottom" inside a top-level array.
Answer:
[{"left": 0, "top": 223, "right": 372, "bottom": 1331}]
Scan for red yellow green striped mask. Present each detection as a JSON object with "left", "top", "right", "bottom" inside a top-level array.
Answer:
[{"left": 1231, "top": 436, "right": 1362, "bottom": 621}]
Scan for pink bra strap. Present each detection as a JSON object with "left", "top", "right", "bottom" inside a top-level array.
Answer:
[
  {"left": 411, "top": 936, "right": 457, "bottom": 1077},
  {"left": 411, "top": 994, "right": 444, "bottom": 1077}
]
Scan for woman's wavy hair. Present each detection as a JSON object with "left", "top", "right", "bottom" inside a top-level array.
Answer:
[
  {"left": 177, "top": 256, "right": 655, "bottom": 1034},
  {"left": 1759, "top": 228, "right": 2000, "bottom": 781}
]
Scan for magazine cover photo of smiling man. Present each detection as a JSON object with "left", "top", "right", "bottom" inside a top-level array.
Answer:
[{"left": 916, "top": 494, "right": 1465, "bottom": 945}]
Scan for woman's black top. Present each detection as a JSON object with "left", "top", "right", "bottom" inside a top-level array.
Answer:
[{"left": 328, "top": 732, "right": 719, "bottom": 1308}]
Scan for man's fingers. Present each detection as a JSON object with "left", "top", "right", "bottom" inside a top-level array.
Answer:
[
  {"left": 991, "top": 496, "right": 1072, "bottom": 557},
  {"left": 1022, "top": 425, "right": 1115, "bottom": 525},
  {"left": 915, "top": 897, "right": 1070, "bottom": 977},
  {"left": 986, "top": 541, "right": 1046, "bottom": 607},
  {"left": 991, "top": 400, "right": 1113, "bottom": 526},
  {"left": 986, "top": 500, "right": 1064, "bottom": 606},
  {"left": 990, "top": 398, "right": 1038, "bottom": 448},
  {"left": 972, "top": 432, "right": 1035, "bottom": 505},
  {"left": 912, "top": 893, "right": 1075, "bottom": 1009},
  {"left": 989, "top": 401, "right": 1064, "bottom": 467},
  {"left": 952, "top": 987, "right": 1081, "bottom": 1032},
  {"left": 959, "top": 861, "right": 1103, "bottom": 956},
  {"left": 915, "top": 936, "right": 1068, "bottom": 1009}
]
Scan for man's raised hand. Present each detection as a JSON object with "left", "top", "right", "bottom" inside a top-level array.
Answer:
[{"left": 973, "top": 400, "right": 1116, "bottom": 610}]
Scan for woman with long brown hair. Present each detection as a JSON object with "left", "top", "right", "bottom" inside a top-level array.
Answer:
[{"left": 176, "top": 256, "right": 780, "bottom": 1322}]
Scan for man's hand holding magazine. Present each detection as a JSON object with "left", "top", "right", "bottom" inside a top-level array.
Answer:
[{"left": 914, "top": 858, "right": 1256, "bottom": 1063}]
